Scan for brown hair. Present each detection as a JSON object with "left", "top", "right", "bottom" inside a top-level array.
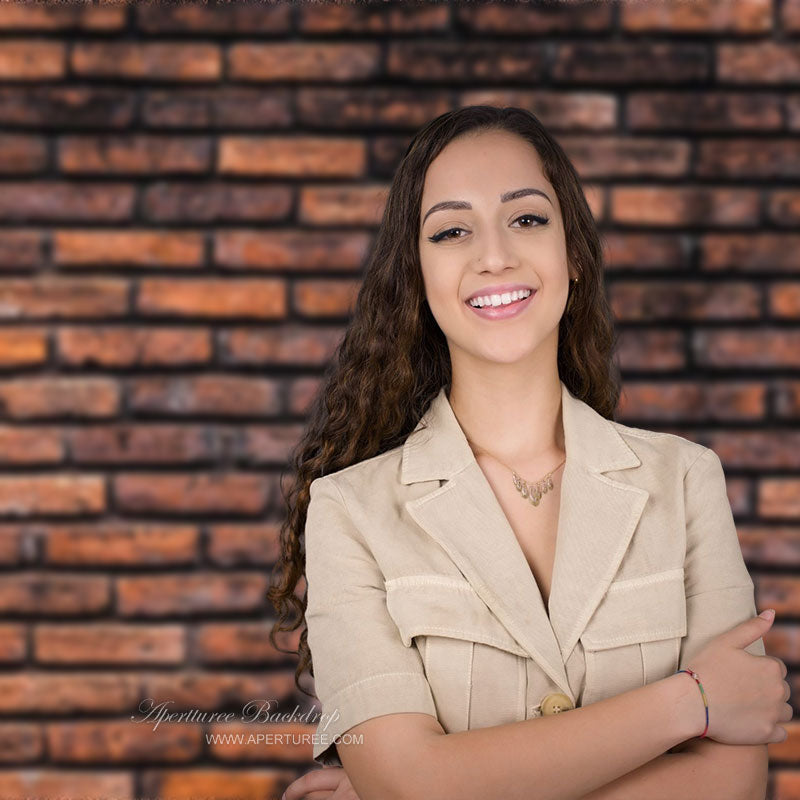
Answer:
[{"left": 267, "top": 105, "right": 620, "bottom": 696}]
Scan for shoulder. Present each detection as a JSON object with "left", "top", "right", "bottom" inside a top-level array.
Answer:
[
  {"left": 309, "top": 442, "right": 406, "bottom": 504},
  {"left": 608, "top": 418, "right": 709, "bottom": 477}
]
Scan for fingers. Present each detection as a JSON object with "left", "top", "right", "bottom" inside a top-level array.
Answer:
[{"left": 284, "top": 767, "right": 347, "bottom": 800}]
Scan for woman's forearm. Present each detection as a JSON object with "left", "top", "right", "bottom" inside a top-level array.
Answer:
[
  {"left": 404, "top": 673, "right": 705, "bottom": 800},
  {"left": 578, "top": 744, "right": 766, "bottom": 800}
]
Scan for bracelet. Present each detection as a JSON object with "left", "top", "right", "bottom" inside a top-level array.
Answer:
[{"left": 675, "top": 667, "right": 709, "bottom": 739}]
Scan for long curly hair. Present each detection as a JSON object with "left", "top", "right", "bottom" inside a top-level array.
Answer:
[{"left": 267, "top": 105, "right": 621, "bottom": 696}]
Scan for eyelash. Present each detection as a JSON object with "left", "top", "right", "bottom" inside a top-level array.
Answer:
[{"left": 426, "top": 214, "right": 550, "bottom": 244}]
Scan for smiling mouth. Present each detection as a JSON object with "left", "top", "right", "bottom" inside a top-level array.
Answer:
[{"left": 466, "top": 288, "right": 533, "bottom": 309}]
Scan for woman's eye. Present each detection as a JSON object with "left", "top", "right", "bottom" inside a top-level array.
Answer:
[{"left": 427, "top": 213, "right": 549, "bottom": 244}]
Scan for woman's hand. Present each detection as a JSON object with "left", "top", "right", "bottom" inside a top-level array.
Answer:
[{"left": 283, "top": 766, "right": 361, "bottom": 800}]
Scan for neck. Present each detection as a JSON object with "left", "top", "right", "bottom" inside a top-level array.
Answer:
[{"left": 447, "top": 370, "right": 565, "bottom": 472}]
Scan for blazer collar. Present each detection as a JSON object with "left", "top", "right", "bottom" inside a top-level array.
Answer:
[{"left": 400, "top": 380, "right": 649, "bottom": 701}]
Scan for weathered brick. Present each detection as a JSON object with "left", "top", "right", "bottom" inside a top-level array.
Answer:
[
  {"left": 0, "top": 328, "right": 47, "bottom": 365},
  {"left": 0, "top": 41, "right": 65, "bottom": 79},
  {"left": 206, "top": 523, "right": 281, "bottom": 565},
  {"left": 0, "top": 573, "right": 109, "bottom": 612},
  {"left": 0, "top": 134, "right": 46, "bottom": 172},
  {"left": 0, "top": 672, "right": 140, "bottom": 712},
  {"left": 72, "top": 42, "right": 221, "bottom": 80},
  {"left": 0, "top": 183, "right": 135, "bottom": 221},
  {"left": 141, "top": 769, "right": 292, "bottom": 800},
  {"left": 54, "top": 230, "right": 204, "bottom": 267},
  {"left": 718, "top": 43, "right": 800, "bottom": 82},
  {"left": 298, "top": 3, "right": 448, "bottom": 33},
  {"left": 136, "top": 2, "right": 290, "bottom": 33},
  {"left": 193, "top": 622, "right": 300, "bottom": 664},
  {"left": 0, "top": 4, "right": 126, "bottom": 30},
  {"left": 58, "top": 326, "right": 212, "bottom": 367},
  {"left": 694, "top": 329, "right": 800, "bottom": 368},
  {"left": 293, "top": 278, "right": 360, "bottom": 317},
  {"left": 0, "top": 377, "right": 119, "bottom": 418},
  {"left": 35, "top": 624, "right": 184, "bottom": 664},
  {"left": 218, "top": 324, "right": 343, "bottom": 366},
  {"left": 68, "top": 425, "right": 217, "bottom": 464},
  {"left": 0, "top": 278, "right": 128, "bottom": 318},
  {"left": 697, "top": 139, "right": 800, "bottom": 177},
  {"left": 116, "top": 573, "right": 269, "bottom": 615},
  {"left": 218, "top": 136, "right": 365, "bottom": 177},
  {"left": 701, "top": 234, "right": 800, "bottom": 271},
  {"left": 215, "top": 230, "right": 369, "bottom": 270},
  {"left": 114, "top": 473, "right": 271, "bottom": 515},
  {"left": 299, "top": 184, "right": 387, "bottom": 225},
  {"left": 622, "top": 0, "right": 772, "bottom": 32},
  {"left": 138, "top": 279, "right": 286, "bottom": 318},
  {"left": 0, "top": 230, "right": 44, "bottom": 267},
  {"left": 58, "top": 135, "right": 212, "bottom": 174},
  {"left": 229, "top": 42, "right": 379, "bottom": 81},
  {"left": 0, "top": 427, "right": 62, "bottom": 463}
]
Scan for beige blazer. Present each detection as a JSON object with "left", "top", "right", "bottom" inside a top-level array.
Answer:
[{"left": 304, "top": 380, "right": 765, "bottom": 767}]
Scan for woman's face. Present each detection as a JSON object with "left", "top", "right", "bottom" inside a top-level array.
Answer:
[{"left": 418, "top": 129, "right": 574, "bottom": 367}]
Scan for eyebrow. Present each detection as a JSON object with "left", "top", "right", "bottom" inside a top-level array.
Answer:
[{"left": 422, "top": 187, "right": 553, "bottom": 226}]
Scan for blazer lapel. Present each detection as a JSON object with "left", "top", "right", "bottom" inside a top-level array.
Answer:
[{"left": 401, "top": 380, "right": 650, "bottom": 700}]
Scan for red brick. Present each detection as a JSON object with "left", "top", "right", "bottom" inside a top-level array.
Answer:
[
  {"left": 0, "top": 278, "right": 128, "bottom": 318},
  {"left": 215, "top": 230, "right": 369, "bottom": 270},
  {"left": 388, "top": 40, "right": 546, "bottom": 82},
  {"left": 142, "top": 87, "right": 292, "bottom": 128},
  {"left": 116, "top": 573, "right": 269, "bottom": 615},
  {"left": 694, "top": 329, "right": 800, "bottom": 368},
  {"left": 701, "top": 233, "right": 800, "bottom": 271},
  {"left": 0, "top": 724, "right": 41, "bottom": 762},
  {"left": 0, "top": 625, "right": 26, "bottom": 662},
  {"left": 35, "top": 624, "right": 184, "bottom": 664},
  {"left": 54, "top": 230, "right": 204, "bottom": 267},
  {"left": 0, "top": 41, "right": 65, "bottom": 79},
  {"left": 0, "top": 230, "right": 44, "bottom": 267},
  {"left": 219, "top": 135, "right": 365, "bottom": 177},
  {"left": 457, "top": 2, "right": 611, "bottom": 32},
  {"left": 218, "top": 324, "right": 343, "bottom": 366},
  {"left": 0, "top": 134, "right": 46, "bottom": 172},
  {"left": 616, "top": 381, "right": 766, "bottom": 421},
  {"left": 703, "top": 433, "right": 800, "bottom": 470},
  {"left": 552, "top": 43, "right": 709, "bottom": 83},
  {"left": 0, "top": 773, "right": 132, "bottom": 799},
  {"left": 0, "top": 573, "right": 109, "bottom": 613},
  {"left": 136, "top": 2, "right": 290, "bottom": 33},
  {"left": 193, "top": 622, "right": 300, "bottom": 665},
  {"left": 127, "top": 375, "right": 281, "bottom": 416},
  {"left": 768, "top": 191, "right": 800, "bottom": 225},
  {"left": 143, "top": 182, "right": 292, "bottom": 222},
  {"left": 628, "top": 91, "right": 782, "bottom": 131},
  {"left": 718, "top": 43, "right": 800, "bottom": 82},
  {"left": 610, "top": 281, "right": 760, "bottom": 321},
  {"left": 208, "top": 720, "right": 316, "bottom": 763},
  {"left": 786, "top": 0, "right": 800, "bottom": 29},
  {"left": 206, "top": 523, "right": 281, "bottom": 566},
  {"left": 141, "top": 769, "right": 292, "bottom": 800},
  {"left": 560, "top": 136, "right": 689, "bottom": 178},
  {"left": 622, "top": 0, "right": 771, "bottom": 32},
  {"left": 0, "top": 428, "right": 62, "bottom": 463},
  {"left": 299, "top": 184, "right": 387, "bottom": 225},
  {"left": 47, "top": 720, "right": 201, "bottom": 763},
  {"left": 771, "top": 284, "right": 800, "bottom": 317},
  {"left": 697, "top": 139, "right": 800, "bottom": 177},
  {"left": 0, "top": 183, "right": 134, "bottom": 221},
  {"left": 45, "top": 524, "right": 198, "bottom": 565},
  {"left": 72, "top": 42, "right": 221, "bottom": 80},
  {"left": 293, "top": 278, "right": 360, "bottom": 316},
  {"left": 0, "top": 4, "right": 126, "bottom": 30},
  {"left": 142, "top": 671, "right": 297, "bottom": 708},
  {"left": 58, "top": 135, "right": 211, "bottom": 174},
  {"left": 738, "top": 525, "right": 800, "bottom": 565},
  {"left": 0, "top": 86, "right": 135, "bottom": 127},
  {"left": 0, "top": 672, "right": 139, "bottom": 712},
  {"left": 68, "top": 425, "right": 216, "bottom": 465},
  {"left": 229, "top": 42, "right": 379, "bottom": 81},
  {"left": 0, "top": 377, "right": 118, "bottom": 418},
  {"left": 615, "top": 329, "right": 686, "bottom": 371},
  {"left": 235, "top": 423, "right": 305, "bottom": 466},
  {"left": 0, "top": 328, "right": 47, "bottom": 365},
  {"left": 0, "top": 475, "right": 105, "bottom": 514},
  {"left": 760, "top": 480, "right": 800, "bottom": 519},
  {"left": 601, "top": 232, "right": 688, "bottom": 270},
  {"left": 298, "top": 3, "right": 448, "bottom": 33},
  {"left": 611, "top": 186, "right": 759, "bottom": 226},
  {"left": 58, "top": 326, "right": 211, "bottom": 367},
  {"left": 114, "top": 473, "right": 271, "bottom": 515},
  {"left": 138, "top": 279, "right": 286, "bottom": 319}
]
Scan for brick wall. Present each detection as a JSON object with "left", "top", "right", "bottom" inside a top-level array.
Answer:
[{"left": 0, "top": 0, "right": 798, "bottom": 797}]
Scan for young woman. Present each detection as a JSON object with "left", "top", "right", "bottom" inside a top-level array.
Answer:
[{"left": 269, "top": 106, "right": 791, "bottom": 800}]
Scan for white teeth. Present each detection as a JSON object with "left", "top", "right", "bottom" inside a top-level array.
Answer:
[{"left": 468, "top": 288, "right": 532, "bottom": 308}]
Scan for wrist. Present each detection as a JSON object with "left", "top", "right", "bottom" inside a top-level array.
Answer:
[{"left": 662, "top": 671, "right": 708, "bottom": 743}]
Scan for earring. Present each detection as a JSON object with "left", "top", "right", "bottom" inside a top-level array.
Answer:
[{"left": 566, "top": 276, "right": 579, "bottom": 312}]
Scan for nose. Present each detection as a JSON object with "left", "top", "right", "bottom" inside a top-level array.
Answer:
[{"left": 473, "top": 227, "right": 521, "bottom": 274}]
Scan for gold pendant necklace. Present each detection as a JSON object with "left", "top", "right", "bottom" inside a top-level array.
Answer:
[{"left": 468, "top": 440, "right": 566, "bottom": 507}]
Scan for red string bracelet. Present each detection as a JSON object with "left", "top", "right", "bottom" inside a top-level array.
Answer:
[{"left": 675, "top": 667, "right": 709, "bottom": 739}]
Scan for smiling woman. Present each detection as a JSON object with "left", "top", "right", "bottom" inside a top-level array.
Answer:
[{"left": 268, "top": 106, "right": 788, "bottom": 800}]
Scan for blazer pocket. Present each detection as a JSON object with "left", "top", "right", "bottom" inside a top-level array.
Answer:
[
  {"left": 385, "top": 576, "right": 528, "bottom": 733},
  {"left": 580, "top": 568, "right": 687, "bottom": 706}
]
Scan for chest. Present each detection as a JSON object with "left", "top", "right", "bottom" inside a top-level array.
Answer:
[{"left": 476, "top": 457, "right": 563, "bottom": 610}]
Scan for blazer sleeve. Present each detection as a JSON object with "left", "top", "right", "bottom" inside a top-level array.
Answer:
[
  {"left": 304, "top": 475, "right": 437, "bottom": 767},
  {"left": 678, "top": 446, "right": 765, "bottom": 673}
]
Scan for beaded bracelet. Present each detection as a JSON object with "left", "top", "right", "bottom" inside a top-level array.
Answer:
[{"left": 675, "top": 667, "right": 709, "bottom": 738}]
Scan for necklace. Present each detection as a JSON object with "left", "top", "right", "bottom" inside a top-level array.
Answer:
[{"left": 467, "top": 439, "right": 566, "bottom": 508}]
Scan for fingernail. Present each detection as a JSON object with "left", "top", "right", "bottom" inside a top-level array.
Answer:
[{"left": 759, "top": 608, "right": 775, "bottom": 620}]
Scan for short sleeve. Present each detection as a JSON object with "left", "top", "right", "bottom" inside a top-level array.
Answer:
[
  {"left": 304, "top": 476, "right": 437, "bottom": 767},
  {"left": 678, "top": 446, "right": 765, "bottom": 672}
]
